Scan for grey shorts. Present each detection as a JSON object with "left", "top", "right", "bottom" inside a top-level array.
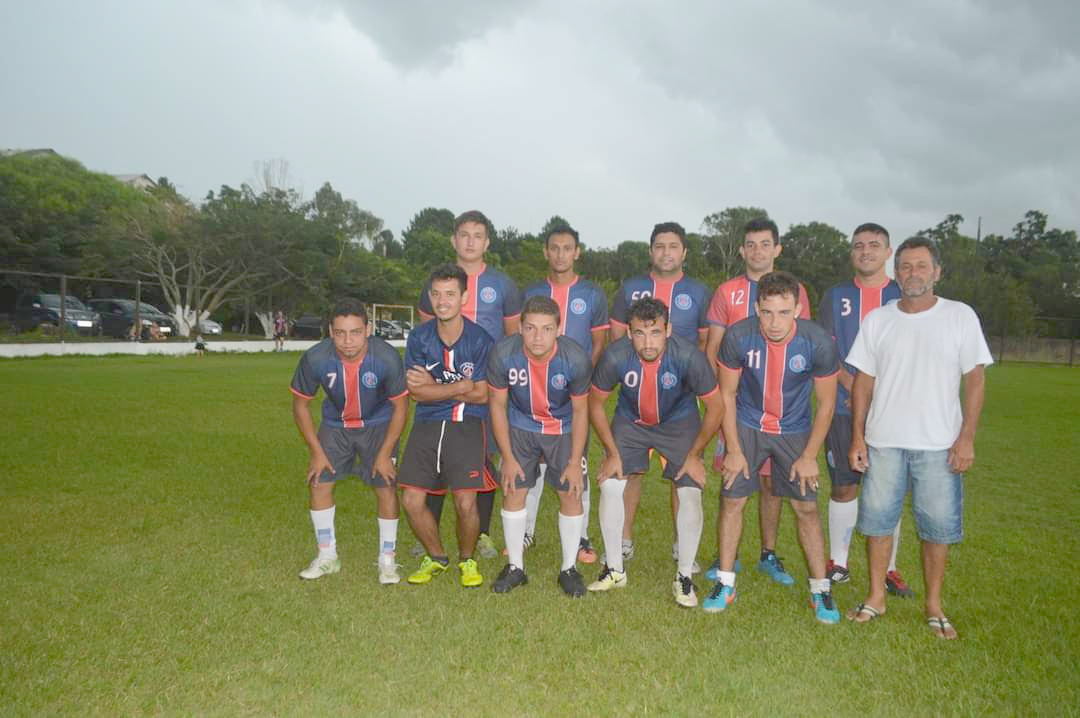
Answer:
[
  {"left": 721, "top": 424, "right": 816, "bottom": 501},
  {"left": 825, "top": 413, "right": 860, "bottom": 487},
  {"left": 316, "top": 423, "right": 396, "bottom": 487},
  {"left": 612, "top": 414, "right": 700, "bottom": 488},
  {"left": 508, "top": 427, "right": 588, "bottom": 491}
]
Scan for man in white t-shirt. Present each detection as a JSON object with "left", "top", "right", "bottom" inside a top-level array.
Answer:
[{"left": 845, "top": 237, "right": 992, "bottom": 640}]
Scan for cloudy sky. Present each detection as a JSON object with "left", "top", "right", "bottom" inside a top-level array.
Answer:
[{"left": 2, "top": 0, "right": 1077, "bottom": 247}]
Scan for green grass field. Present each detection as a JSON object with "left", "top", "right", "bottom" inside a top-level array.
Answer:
[{"left": 2, "top": 354, "right": 1078, "bottom": 716}]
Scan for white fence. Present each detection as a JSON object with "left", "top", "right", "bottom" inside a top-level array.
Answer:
[{"left": 0, "top": 338, "right": 406, "bottom": 359}]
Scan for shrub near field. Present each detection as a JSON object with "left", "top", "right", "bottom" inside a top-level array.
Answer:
[{"left": 1, "top": 355, "right": 1078, "bottom": 716}]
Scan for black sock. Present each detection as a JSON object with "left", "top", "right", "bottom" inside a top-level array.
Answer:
[
  {"left": 477, "top": 490, "right": 495, "bottom": 535},
  {"left": 433, "top": 556, "right": 449, "bottom": 566},
  {"left": 760, "top": 548, "right": 775, "bottom": 561}
]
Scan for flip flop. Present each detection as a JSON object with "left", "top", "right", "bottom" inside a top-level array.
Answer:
[
  {"left": 927, "top": 616, "right": 958, "bottom": 640},
  {"left": 846, "top": 602, "right": 884, "bottom": 623}
]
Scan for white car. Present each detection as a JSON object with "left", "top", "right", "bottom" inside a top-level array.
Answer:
[{"left": 199, "top": 319, "right": 224, "bottom": 335}]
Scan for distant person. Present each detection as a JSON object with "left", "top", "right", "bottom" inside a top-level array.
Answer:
[
  {"left": 274, "top": 310, "right": 288, "bottom": 351},
  {"left": 290, "top": 298, "right": 409, "bottom": 584},
  {"left": 414, "top": 210, "right": 522, "bottom": 560},
  {"left": 846, "top": 238, "right": 992, "bottom": 640},
  {"left": 818, "top": 223, "right": 912, "bottom": 596},
  {"left": 706, "top": 271, "right": 840, "bottom": 624},
  {"left": 194, "top": 334, "right": 207, "bottom": 356},
  {"left": 520, "top": 221, "right": 609, "bottom": 564},
  {"left": 147, "top": 322, "right": 165, "bottom": 342}
]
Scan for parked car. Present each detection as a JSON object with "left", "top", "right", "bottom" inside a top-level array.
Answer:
[
  {"left": 373, "top": 319, "right": 405, "bottom": 340},
  {"left": 198, "top": 318, "right": 223, "bottom": 335},
  {"left": 14, "top": 293, "right": 102, "bottom": 335},
  {"left": 290, "top": 314, "right": 325, "bottom": 339},
  {"left": 86, "top": 298, "right": 177, "bottom": 339}
]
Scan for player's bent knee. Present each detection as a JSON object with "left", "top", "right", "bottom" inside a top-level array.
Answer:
[
  {"left": 788, "top": 498, "right": 819, "bottom": 517},
  {"left": 452, "top": 490, "right": 478, "bottom": 512},
  {"left": 721, "top": 495, "right": 748, "bottom": 513}
]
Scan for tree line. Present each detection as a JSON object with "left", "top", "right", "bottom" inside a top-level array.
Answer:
[{"left": 1, "top": 153, "right": 1077, "bottom": 337}]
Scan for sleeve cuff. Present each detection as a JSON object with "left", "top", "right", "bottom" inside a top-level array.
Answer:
[{"left": 289, "top": 387, "right": 314, "bottom": 400}]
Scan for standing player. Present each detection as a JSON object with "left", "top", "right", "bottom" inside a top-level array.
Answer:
[
  {"left": 487, "top": 296, "right": 593, "bottom": 596},
  {"left": 703, "top": 217, "right": 812, "bottom": 586},
  {"left": 846, "top": 238, "right": 992, "bottom": 639},
  {"left": 399, "top": 265, "right": 496, "bottom": 587},
  {"left": 416, "top": 210, "right": 522, "bottom": 559},
  {"left": 706, "top": 272, "right": 841, "bottom": 624},
  {"left": 818, "top": 223, "right": 912, "bottom": 596},
  {"left": 588, "top": 298, "right": 723, "bottom": 608},
  {"left": 520, "top": 221, "right": 609, "bottom": 563},
  {"left": 274, "top": 310, "right": 288, "bottom": 352},
  {"left": 609, "top": 222, "right": 710, "bottom": 568},
  {"left": 290, "top": 298, "right": 408, "bottom": 584}
]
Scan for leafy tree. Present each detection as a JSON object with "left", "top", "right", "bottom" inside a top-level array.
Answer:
[
  {"left": 700, "top": 206, "right": 770, "bottom": 280},
  {"left": 778, "top": 221, "right": 849, "bottom": 308}
]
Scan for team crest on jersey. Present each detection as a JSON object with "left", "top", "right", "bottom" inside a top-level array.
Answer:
[
  {"left": 660, "top": 371, "right": 678, "bottom": 389},
  {"left": 361, "top": 371, "right": 378, "bottom": 388},
  {"left": 674, "top": 293, "right": 693, "bottom": 311},
  {"left": 550, "top": 373, "right": 568, "bottom": 390},
  {"left": 460, "top": 362, "right": 475, "bottom": 377},
  {"left": 480, "top": 287, "right": 497, "bottom": 304},
  {"left": 570, "top": 298, "right": 587, "bottom": 315},
  {"left": 788, "top": 354, "right": 808, "bottom": 373}
]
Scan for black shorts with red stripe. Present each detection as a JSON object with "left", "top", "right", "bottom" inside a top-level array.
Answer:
[{"left": 398, "top": 417, "right": 497, "bottom": 494}]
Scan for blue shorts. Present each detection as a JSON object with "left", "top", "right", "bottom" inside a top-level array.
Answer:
[{"left": 856, "top": 446, "right": 963, "bottom": 544}]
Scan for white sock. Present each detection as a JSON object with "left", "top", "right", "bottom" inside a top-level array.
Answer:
[
  {"left": 809, "top": 577, "right": 831, "bottom": 594},
  {"left": 828, "top": 498, "right": 858, "bottom": 566},
  {"left": 502, "top": 508, "right": 528, "bottom": 570},
  {"left": 377, "top": 517, "right": 397, "bottom": 555},
  {"left": 599, "top": 478, "right": 627, "bottom": 573},
  {"left": 525, "top": 477, "right": 544, "bottom": 536},
  {"left": 558, "top": 512, "right": 583, "bottom": 571},
  {"left": 718, "top": 570, "right": 736, "bottom": 588},
  {"left": 310, "top": 506, "right": 337, "bottom": 560},
  {"left": 888, "top": 517, "right": 902, "bottom": 572},
  {"left": 675, "top": 486, "right": 704, "bottom": 577},
  {"left": 580, "top": 476, "right": 591, "bottom": 541}
]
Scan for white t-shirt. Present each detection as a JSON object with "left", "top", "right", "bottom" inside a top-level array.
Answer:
[{"left": 845, "top": 297, "right": 993, "bottom": 450}]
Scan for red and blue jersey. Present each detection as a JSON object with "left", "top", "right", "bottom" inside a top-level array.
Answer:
[
  {"left": 405, "top": 318, "right": 493, "bottom": 422},
  {"left": 418, "top": 263, "right": 522, "bottom": 342},
  {"left": 522, "top": 276, "right": 609, "bottom": 358},
  {"left": 819, "top": 277, "right": 901, "bottom": 416},
  {"left": 290, "top": 336, "right": 407, "bottom": 429},
  {"left": 706, "top": 274, "right": 812, "bottom": 327},
  {"left": 610, "top": 272, "right": 709, "bottom": 343},
  {"left": 592, "top": 334, "right": 717, "bottom": 426},
  {"left": 718, "top": 318, "right": 839, "bottom": 435},
  {"left": 487, "top": 335, "right": 592, "bottom": 435}
]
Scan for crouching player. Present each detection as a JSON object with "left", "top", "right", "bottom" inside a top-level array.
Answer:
[
  {"left": 290, "top": 298, "right": 408, "bottom": 584},
  {"left": 707, "top": 272, "right": 841, "bottom": 622},
  {"left": 588, "top": 297, "right": 723, "bottom": 607},
  {"left": 487, "top": 296, "right": 593, "bottom": 596}
]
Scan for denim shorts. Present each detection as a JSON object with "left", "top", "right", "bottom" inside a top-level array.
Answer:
[{"left": 856, "top": 446, "right": 963, "bottom": 544}]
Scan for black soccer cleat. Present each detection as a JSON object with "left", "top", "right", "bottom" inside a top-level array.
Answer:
[
  {"left": 492, "top": 564, "right": 528, "bottom": 593},
  {"left": 558, "top": 567, "right": 587, "bottom": 597}
]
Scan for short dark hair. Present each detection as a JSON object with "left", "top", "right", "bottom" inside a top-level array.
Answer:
[
  {"left": 544, "top": 222, "right": 580, "bottom": 247},
  {"left": 626, "top": 296, "right": 669, "bottom": 326},
  {"left": 744, "top": 217, "right": 780, "bottom": 243},
  {"left": 521, "top": 295, "right": 561, "bottom": 325},
  {"left": 330, "top": 297, "right": 368, "bottom": 324},
  {"left": 428, "top": 263, "right": 468, "bottom": 293},
  {"left": 650, "top": 221, "right": 686, "bottom": 247},
  {"left": 757, "top": 271, "right": 801, "bottom": 302},
  {"left": 894, "top": 237, "right": 941, "bottom": 271},
  {"left": 852, "top": 222, "right": 890, "bottom": 245},
  {"left": 454, "top": 210, "right": 492, "bottom": 236}
]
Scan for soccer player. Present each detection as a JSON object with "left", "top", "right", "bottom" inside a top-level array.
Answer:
[
  {"left": 609, "top": 222, "right": 710, "bottom": 568},
  {"left": 520, "top": 221, "right": 609, "bottom": 563},
  {"left": 416, "top": 210, "right": 522, "bottom": 559},
  {"left": 846, "top": 238, "right": 992, "bottom": 640},
  {"left": 705, "top": 271, "right": 841, "bottom": 624},
  {"left": 290, "top": 298, "right": 408, "bottom": 584},
  {"left": 399, "top": 264, "right": 497, "bottom": 587},
  {"left": 588, "top": 297, "right": 723, "bottom": 608},
  {"left": 703, "top": 217, "right": 812, "bottom": 586},
  {"left": 487, "top": 296, "right": 593, "bottom": 596},
  {"left": 274, "top": 310, "right": 288, "bottom": 352},
  {"left": 818, "top": 223, "right": 912, "bottom": 596}
]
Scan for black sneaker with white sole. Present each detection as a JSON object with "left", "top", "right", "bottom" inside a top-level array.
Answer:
[
  {"left": 492, "top": 564, "right": 528, "bottom": 593},
  {"left": 558, "top": 567, "right": 587, "bottom": 597}
]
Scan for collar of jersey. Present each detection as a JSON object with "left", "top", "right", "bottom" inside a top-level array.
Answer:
[
  {"left": 525, "top": 342, "right": 558, "bottom": 366},
  {"left": 547, "top": 274, "right": 579, "bottom": 288},
  {"left": 853, "top": 275, "right": 891, "bottom": 290},
  {"left": 649, "top": 271, "right": 684, "bottom": 285},
  {"left": 760, "top": 320, "right": 798, "bottom": 348},
  {"left": 638, "top": 348, "right": 667, "bottom": 366}
]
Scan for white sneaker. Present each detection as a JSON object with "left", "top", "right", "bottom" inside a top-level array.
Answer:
[
  {"left": 673, "top": 573, "right": 698, "bottom": 608},
  {"left": 377, "top": 552, "right": 400, "bottom": 585},
  {"left": 671, "top": 542, "right": 701, "bottom": 574},
  {"left": 299, "top": 556, "right": 341, "bottom": 580},
  {"left": 587, "top": 565, "right": 628, "bottom": 592}
]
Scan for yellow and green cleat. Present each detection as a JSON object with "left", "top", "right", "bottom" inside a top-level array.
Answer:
[
  {"left": 407, "top": 556, "right": 449, "bottom": 585},
  {"left": 458, "top": 558, "right": 484, "bottom": 587}
]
